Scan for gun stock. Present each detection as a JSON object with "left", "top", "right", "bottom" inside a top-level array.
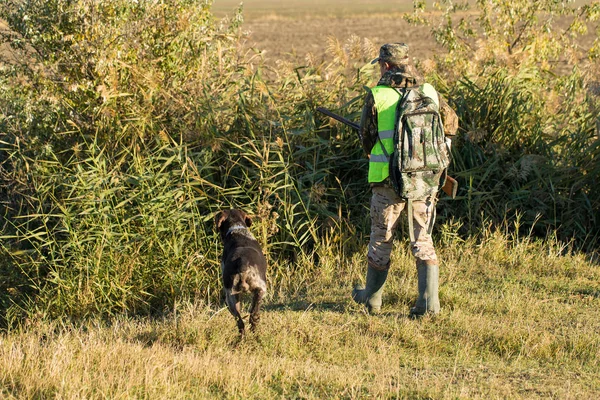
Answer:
[{"left": 442, "top": 175, "right": 458, "bottom": 199}]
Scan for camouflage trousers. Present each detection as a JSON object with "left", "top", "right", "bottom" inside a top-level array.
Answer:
[{"left": 368, "top": 185, "right": 438, "bottom": 271}]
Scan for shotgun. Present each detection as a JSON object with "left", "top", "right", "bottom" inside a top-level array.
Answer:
[
  {"left": 316, "top": 107, "right": 360, "bottom": 132},
  {"left": 316, "top": 107, "right": 458, "bottom": 199}
]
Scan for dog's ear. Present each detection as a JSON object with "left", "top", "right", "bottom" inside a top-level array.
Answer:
[
  {"left": 244, "top": 213, "right": 252, "bottom": 227},
  {"left": 215, "top": 210, "right": 229, "bottom": 230}
]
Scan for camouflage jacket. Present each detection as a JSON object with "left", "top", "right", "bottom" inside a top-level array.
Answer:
[{"left": 359, "top": 70, "right": 459, "bottom": 155}]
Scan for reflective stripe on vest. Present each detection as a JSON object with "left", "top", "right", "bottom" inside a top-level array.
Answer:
[{"left": 368, "top": 83, "right": 439, "bottom": 183}]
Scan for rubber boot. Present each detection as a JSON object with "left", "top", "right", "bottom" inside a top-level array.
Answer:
[
  {"left": 352, "top": 266, "right": 389, "bottom": 313},
  {"left": 409, "top": 260, "right": 440, "bottom": 317}
]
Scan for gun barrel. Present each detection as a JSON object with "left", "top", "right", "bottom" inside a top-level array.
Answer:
[{"left": 316, "top": 107, "right": 360, "bottom": 131}]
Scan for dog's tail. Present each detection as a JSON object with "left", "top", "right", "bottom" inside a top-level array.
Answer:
[
  {"left": 231, "top": 274, "right": 249, "bottom": 295},
  {"left": 230, "top": 268, "right": 266, "bottom": 295}
]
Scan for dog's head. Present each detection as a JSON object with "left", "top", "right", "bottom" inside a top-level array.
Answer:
[{"left": 215, "top": 209, "right": 253, "bottom": 241}]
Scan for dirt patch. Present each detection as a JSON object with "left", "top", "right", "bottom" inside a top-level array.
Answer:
[{"left": 0, "top": 18, "right": 17, "bottom": 63}]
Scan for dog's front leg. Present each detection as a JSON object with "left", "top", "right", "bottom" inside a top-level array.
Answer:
[{"left": 225, "top": 290, "right": 245, "bottom": 335}]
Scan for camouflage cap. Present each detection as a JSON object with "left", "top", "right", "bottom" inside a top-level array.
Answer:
[{"left": 370, "top": 43, "right": 410, "bottom": 65}]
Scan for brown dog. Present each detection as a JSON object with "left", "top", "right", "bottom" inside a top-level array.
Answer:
[{"left": 215, "top": 209, "right": 267, "bottom": 335}]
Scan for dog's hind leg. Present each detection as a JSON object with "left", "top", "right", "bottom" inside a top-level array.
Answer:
[
  {"left": 225, "top": 290, "right": 245, "bottom": 335},
  {"left": 249, "top": 288, "right": 265, "bottom": 332}
]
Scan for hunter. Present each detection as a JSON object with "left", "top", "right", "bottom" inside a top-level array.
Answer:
[{"left": 352, "top": 43, "right": 459, "bottom": 317}]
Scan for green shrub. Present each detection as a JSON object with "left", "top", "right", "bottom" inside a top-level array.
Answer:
[
  {"left": 0, "top": 0, "right": 598, "bottom": 323},
  {"left": 409, "top": 0, "right": 600, "bottom": 246}
]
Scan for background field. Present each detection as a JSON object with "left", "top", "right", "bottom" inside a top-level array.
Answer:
[
  {"left": 213, "top": 0, "right": 439, "bottom": 62},
  {"left": 212, "top": 0, "right": 418, "bottom": 16},
  {"left": 211, "top": 0, "right": 595, "bottom": 63}
]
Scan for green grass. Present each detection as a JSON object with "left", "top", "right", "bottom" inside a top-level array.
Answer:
[{"left": 2, "top": 231, "right": 599, "bottom": 399}]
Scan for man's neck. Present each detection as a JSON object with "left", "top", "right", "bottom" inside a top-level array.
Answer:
[{"left": 378, "top": 68, "right": 420, "bottom": 88}]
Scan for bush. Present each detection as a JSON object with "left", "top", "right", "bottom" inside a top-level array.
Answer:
[
  {"left": 408, "top": 0, "right": 600, "bottom": 246},
  {"left": 0, "top": 0, "right": 598, "bottom": 323},
  {"left": 0, "top": 0, "right": 375, "bottom": 323}
]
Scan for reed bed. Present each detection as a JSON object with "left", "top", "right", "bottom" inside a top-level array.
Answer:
[{"left": 0, "top": 0, "right": 598, "bottom": 327}]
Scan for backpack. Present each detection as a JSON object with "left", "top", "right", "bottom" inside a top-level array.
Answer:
[{"left": 382, "top": 84, "right": 451, "bottom": 200}]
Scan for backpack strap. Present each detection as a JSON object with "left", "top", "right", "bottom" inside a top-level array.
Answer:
[
  {"left": 407, "top": 199, "right": 416, "bottom": 243},
  {"left": 376, "top": 136, "right": 390, "bottom": 160},
  {"left": 375, "top": 87, "right": 412, "bottom": 161}
]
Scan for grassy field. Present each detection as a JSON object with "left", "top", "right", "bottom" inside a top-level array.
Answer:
[
  {"left": 2, "top": 232, "right": 599, "bottom": 398},
  {"left": 1, "top": 1, "right": 434, "bottom": 69}
]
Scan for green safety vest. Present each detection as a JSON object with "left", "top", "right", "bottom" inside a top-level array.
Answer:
[{"left": 368, "top": 83, "right": 439, "bottom": 183}]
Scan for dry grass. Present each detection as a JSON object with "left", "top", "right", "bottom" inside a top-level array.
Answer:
[
  {"left": 212, "top": 0, "right": 416, "bottom": 18},
  {"left": 2, "top": 231, "right": 599, "bottom": 399},
  {"left": 238, "top": 14, "right": 441, "bottom": 64},
  {"left": 0, "top": 19, "right": 18, "bottom": 63},
  {"left": 212, "top": 0, "right": 441, "bottom": 63}
]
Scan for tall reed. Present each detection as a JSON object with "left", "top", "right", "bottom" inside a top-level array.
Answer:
[{"left": 0, "top": 0, "right": 598, "bottom": 323}]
